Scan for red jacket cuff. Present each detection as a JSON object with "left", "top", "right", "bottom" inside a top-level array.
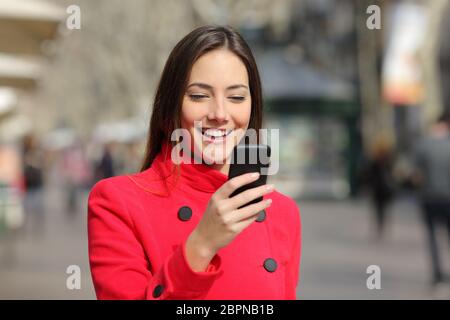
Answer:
[{"left": 150, "top": 241, "right": 223, "bottom": 299}]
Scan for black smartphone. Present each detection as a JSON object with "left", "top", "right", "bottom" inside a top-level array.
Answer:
[{"left": 228, "top": 144, "right": 271, "bottom": 208}]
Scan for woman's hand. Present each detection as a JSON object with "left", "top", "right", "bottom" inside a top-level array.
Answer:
[{"left": 185, "top": 172, "right": 274, "bottom": 271}]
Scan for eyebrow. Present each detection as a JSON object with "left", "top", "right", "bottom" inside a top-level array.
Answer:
[{"left": 186, "top": 82, "right": 249, "bottom": 91}]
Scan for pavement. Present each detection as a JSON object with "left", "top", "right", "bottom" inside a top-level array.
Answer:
[
  {"left": 1, "top": 181, "right": 450, "bottom": 299},
  {"left": 298, "top": 196, "right": 450, "bottom": 299}
]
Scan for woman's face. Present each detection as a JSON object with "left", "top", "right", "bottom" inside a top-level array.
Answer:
[{"left": 181, "top": 49, "right": 251, "bottom": 167}]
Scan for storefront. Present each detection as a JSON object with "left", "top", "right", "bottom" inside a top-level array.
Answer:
[{"left": 259, "top": 49, "right": 360, "bottom": 199}]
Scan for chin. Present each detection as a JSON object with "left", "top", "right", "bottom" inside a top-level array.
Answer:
[{"left": 201, "top": 143, "right": 231, "bottom": 165}]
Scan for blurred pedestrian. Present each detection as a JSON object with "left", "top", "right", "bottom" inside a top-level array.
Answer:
[
  {"left": 121, "top": 142, "right": 142, "bottom": 174},
  {"left": 366, "top": 134, "right": 396, "bottom": 240},
  {"left": 21, "top": 135, "right": 45, "bottom": 236},
  {"left": 94, "top": 143, "right": 115, "bottom": 181},
  {"left": 62, "top": 140, "right": 92, "bottom": 215},
  {"left": 413, "top": 110, "right": 450, "bottom": 288}
]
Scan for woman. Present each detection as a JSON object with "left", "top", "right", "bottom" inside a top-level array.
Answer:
[{"left": 88, "top": 25, "right": 301, "bottom": 300}]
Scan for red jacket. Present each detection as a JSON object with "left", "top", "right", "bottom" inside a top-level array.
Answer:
[{"left": 87, "top": 143, "right": 301, "bottom": 300}]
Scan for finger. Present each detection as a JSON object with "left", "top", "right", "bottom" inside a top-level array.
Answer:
[
  {"left": 228, "top": 198, "right": 272, "bottom": 224},
  {"left": 231, "top": 201, "right": 272, "bottom": 232},
  {"left": 216, "top": 172, "right": 260, "bottom": 198},
  {"left": 228, "top": 184, "right": 274, "bottom": 209}
]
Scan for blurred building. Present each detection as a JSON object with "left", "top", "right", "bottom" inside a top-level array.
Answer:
[
  {"left": 2, "top": 0, "right": 450, "bottom": 201},
  {"left": 236, "top": 0, "right": 362, "bottom": 198},
  {"left": 0, "top": 0, "right": 65, "bottom": 232}
]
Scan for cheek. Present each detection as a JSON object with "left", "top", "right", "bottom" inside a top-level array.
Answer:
[
  {"left": 231, "top": 101, "right": 252, "bottom": 128},
  {"left": 181, "top": 100, "right": 204, "bottom": 128}
]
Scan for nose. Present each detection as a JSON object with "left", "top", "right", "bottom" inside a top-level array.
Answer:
[{"left": 207, "top": 97, "right": 229, "bottom": 123}]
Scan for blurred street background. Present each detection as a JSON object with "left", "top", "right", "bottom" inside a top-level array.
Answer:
[{"left": 1, "top": 0, "right": 450, "bottom": 299}]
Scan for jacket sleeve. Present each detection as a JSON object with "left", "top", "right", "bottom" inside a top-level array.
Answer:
[
  {"left": 285, "top": 201, "right": 301, "bottom": 299},
  {"left": 87, "top": 179, "right": 223, "bottom": 300}
]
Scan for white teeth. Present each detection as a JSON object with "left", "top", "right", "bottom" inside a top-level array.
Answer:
[{"left": 203, "top": 129, "right": 230, "bottom": 138}]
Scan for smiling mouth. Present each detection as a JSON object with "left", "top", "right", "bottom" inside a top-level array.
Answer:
[{"left": 196, "top": 128, "right": 233, "bottom": 142}]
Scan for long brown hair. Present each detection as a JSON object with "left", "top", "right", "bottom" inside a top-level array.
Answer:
[{"left": 140, "top": 25, "right": 263, "bottom": 171}]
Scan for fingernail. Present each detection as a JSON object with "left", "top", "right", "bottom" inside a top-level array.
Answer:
[
  {"left": 266, "top": 199, "right": 272, "bottom": 205},
  {"left": 251, "top": 172, "right": 260, "bottom": 178},
  {"left": 266, "top": 184, "right": 274, "bottom": 191}
]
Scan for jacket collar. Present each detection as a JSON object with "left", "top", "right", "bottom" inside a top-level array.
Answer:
[{"left": 135, "top": 142, "right": 228, "bottom": 196}]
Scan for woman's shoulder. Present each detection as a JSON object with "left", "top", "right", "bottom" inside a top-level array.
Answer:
[
  {"left": 88, "top": 167, "right": 168, "bottom": 201},
  {"left": 89, "top": 174, "right": 132, "bottom": 197}
]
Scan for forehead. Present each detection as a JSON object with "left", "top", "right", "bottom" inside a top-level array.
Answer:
[{"left": 188, "top": 49, "right": 249, "bottom": 86}]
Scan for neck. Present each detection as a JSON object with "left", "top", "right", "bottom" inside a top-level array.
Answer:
[
  {"left": 211, "top": 162, "right": 230, "bottom": 176},
  {"left": 187, "top": 147, "right": 230, "bottom": 176}
]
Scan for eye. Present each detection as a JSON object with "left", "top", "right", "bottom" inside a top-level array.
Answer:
[
  {"left": 229, "top": 96, "right": 245, "bottom": 103},
  {"left": 189, "top": 94, "right": 208, "bottom": 101}
]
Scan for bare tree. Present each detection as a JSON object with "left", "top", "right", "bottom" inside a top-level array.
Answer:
[{"left": 35, "top": 0, "right": 197, "bottom": 135}]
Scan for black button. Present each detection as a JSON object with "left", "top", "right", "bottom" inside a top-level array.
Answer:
[
  {"left": 263, "top": 258, "right": 277, "bottom": 273},
  {"left": 153, "top": 284, "right": 164, "bottom": 298},
  {"left": 256, "top": 210, "right": 266, "bottom": 222},
  {"left": 178, "top": 206, "right": 192, "bottom": 221}
]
